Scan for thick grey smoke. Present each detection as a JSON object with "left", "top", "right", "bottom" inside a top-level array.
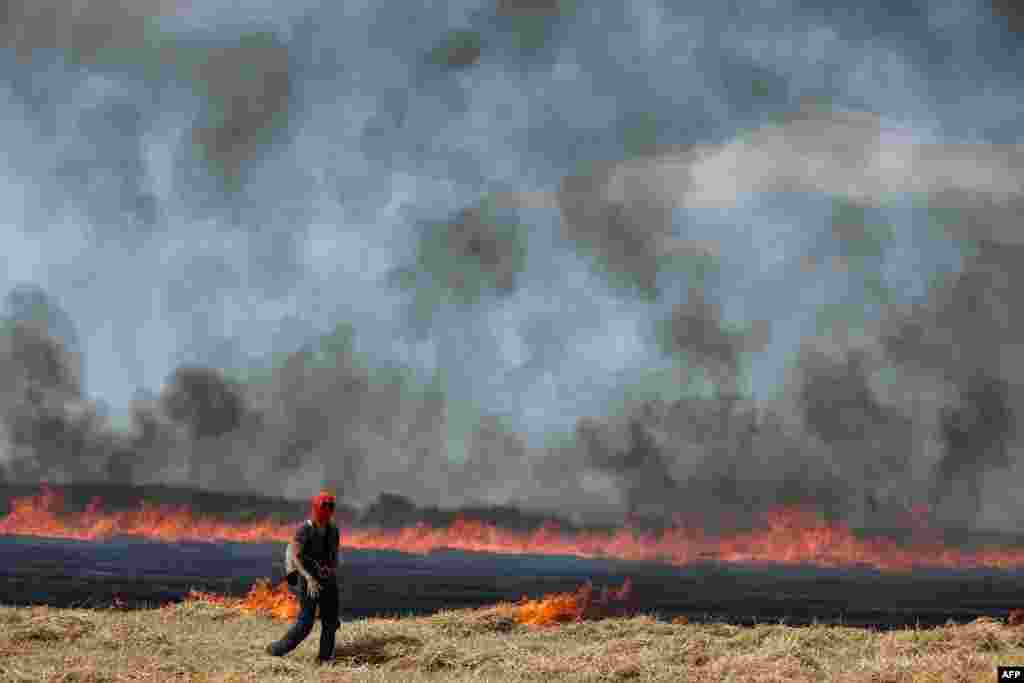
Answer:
[
  {"left": 0, "top": 322, "right": 133, "bottom": 484},
  {"left": 557, "top": 156, "right": 679, "bottom": 297},
  {"left": 880, "top": 241, "right": 1024, "bottom": 528},
  {"left": 120, "top": 332, "right": 449, "bottom": 504},
  {"left": 790, "top": 348, "right": 919, "bottom": 527},
  {"left": 0, "top": 288, "right": 108, "bottom": 482},
  {"left": 527, "top": 107, "right": 1024, "bottom": 532},
  {"left": 190, "top": 32, "right": 293, "bottom": 183},
  {"left": 3, "top": 0, "right": 1024, "bottom": 541},
  {"left": 495, "top": 0, "right": 564, "bottom": 17},
  {"left": 659, "top": 289, "right": 771, "bottom": 394},
  {"left": 577, "top": 393, "right": 854, "bottom": 531},
  {"left": 508, "top": 106, "right": 1023, "bottom": 231},
  {"left": 0, "top": 0, "right": 170, "bottom": 62},
  {"left": 2, "top": 286, "right": 81, "bottom": 356},
  {"left": 5, "top": 103, "right": 1024, "bottom": 535},
  {"left": 429, "top": 30, "right": 483, "bottom": 70},
  {"left": 160, "top": 367, "right": 247, "bottom": 441},
  {"left": 391, "top": 201, "right": 529, "bottom": 337},
  {"left": 992, "top": 0, "right": 1024, "bottom": 34}
]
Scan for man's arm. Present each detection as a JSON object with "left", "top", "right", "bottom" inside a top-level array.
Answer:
[
  {"left": 290, "top": 526, "right": 320, "bottom": 594},
  {"left": 289, "top": 538, "right": 315, "bottom": 582}
]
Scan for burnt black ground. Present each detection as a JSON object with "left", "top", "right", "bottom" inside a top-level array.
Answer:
[
  {"left": 5, "top": 482, "right": 1024, "bottom": 630},
  {"left": 2, "top": 533, "right": 1024, "bottom": 630}
]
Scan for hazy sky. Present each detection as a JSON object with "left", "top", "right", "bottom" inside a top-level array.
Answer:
[{"left": 2, "top": 0, "right": 1021, "bottom": 447}]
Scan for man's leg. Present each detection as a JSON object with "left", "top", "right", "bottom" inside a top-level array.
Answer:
[
  {"left": 317, "top": 582, "right": 340, "bottom": 662},
  {"left": 267, "top": 582, "right": 317, "bottom": 656}
]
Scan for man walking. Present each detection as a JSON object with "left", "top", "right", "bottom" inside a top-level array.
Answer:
[{"left": 266, "top": 490, "right": 342, "bottom": 664}]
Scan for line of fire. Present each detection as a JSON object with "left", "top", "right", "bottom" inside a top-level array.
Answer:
[{"left": 4, "top": 481, "right": 1024, "bottom": 629}]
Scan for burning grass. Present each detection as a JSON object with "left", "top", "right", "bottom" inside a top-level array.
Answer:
[
  {"left": 2, "top": 598, "right": 1024, "bottom": 682},
  {"left": 7, "top": 486, "right": 1024, "bottom": 679},
  {"left": 185, "top": 577, "right": 637, "bottom": 629},
  {"left": 6, "top": 484, "right": 1024, "bottom": 573},
  {"left": 188, "top": 579, "right": 301, "bottom": 622},
  {"left": 510, "top": 578, "right": 637, "bottom": 626}
]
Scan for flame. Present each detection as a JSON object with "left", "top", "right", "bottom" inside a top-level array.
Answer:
[
  {"left": 514, "top": 579, "right": 635, "bottom": 626},
  {"left": 184, "top": 577, "right": 632, "bottom": 626},
  {"left": 5, "top": 485, "right": 1024, "bottom": 572},
  {"left": 0, "top": 484, "right": 296, "bottom": 544},
  {"left": 188, "top": 579, "right": 299, "bottom": 621}
]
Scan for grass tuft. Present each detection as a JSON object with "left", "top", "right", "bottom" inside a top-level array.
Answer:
[{"left": 427, "top": 605, "right": 519, "bottom": 637}]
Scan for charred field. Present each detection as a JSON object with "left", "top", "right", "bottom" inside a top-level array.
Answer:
[
  {"left": 6, "top": 531, "right": 1024, "bottom": 631},
  {"left": 5, "top": 482, "right": 1024, "bottom": 632}
]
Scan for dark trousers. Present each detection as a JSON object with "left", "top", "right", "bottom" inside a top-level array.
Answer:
[{"left": 268, "top": 576, "right": 340, "bottom": 660}]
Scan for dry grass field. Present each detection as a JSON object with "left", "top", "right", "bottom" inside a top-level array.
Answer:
[{"left": 2, "top": 597, "right": 1024, "bottom": 683}]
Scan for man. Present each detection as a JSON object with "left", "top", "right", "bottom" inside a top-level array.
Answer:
[{"left": 266, "top": 490, "right": 342, "bottom": 664}]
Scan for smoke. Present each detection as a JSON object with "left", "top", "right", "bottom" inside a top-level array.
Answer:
[
  {"left": 658, "top": 289, "right": 771, "bottom": 393},
  {"left": 429, "top": 30, "right": 484, "bottom": 70},
  {"left": 2, "top": 285, "right": 81, "bottom": 356},
  {"left": 391, "top": 201, "right": 529, "bottom": 336},
  {"left": 0, "top": 0, "right": 172, "bottom": 62},
  {"left": 495, "top": 0, "right": 565, "bottom": 17},
  {"left": 160, "top": 367, "right": 247, "bottom": 441},
  {"left": 577, "top": 393, "right": 856, "bottom": 530},
  {"left": 2, "top": 0, "right": 1024, "bottom": 538},
  {"left": 545, "top": 104, "right": 1024, "bottom": 531},
  {"left": 190, "top": 32, "right": 293, "bottom": 183},
  {"left": 582, "top": 417, "right": 679, "bottom": 520},
  {"left": 525, "top": 105, "right": 1023, "bottom": 226},
  {"left": 935, "top": 376, "right": 1013, "bottom": 513},
  {"left": 992, "top": 0, "right": 1024, "bottom": 34},
  {"left": 880, "top": 240, "right": 1024, "bottom": 527},
  {"left": 557, "top": 158, "right": 678, "bottom": 297},
  {"left": 0, "top": 322, "right": 132, "bottom": 484},
  {"left": 790, "top": 349, "right": 917, "bottom": 525}
]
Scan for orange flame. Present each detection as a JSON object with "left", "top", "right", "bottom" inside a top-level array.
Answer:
[
  {"left": 185, "top": 577, "right": 633, "bottom": 626},
  {"left": 5, "top": 485, "right": 1024, "bottom": 572},
  {"left": 515, "top": 579, "right": 635, "bottom": 626},
  {"left": 188, "top": 579, "right": 299, "bottom": 621},
  {"left": 0, "top": 484, "right": 297, "bottom": 544}
]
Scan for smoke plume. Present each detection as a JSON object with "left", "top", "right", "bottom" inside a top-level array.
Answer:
[
  {"left": 190, "top": 32, "right": 293, "bottom": 183},
  {"left": 0, "top": 0, "right": 171, "bottom": 62},
  {"left": 2, "top": 0, "right": 1024, "bottom": 538}
]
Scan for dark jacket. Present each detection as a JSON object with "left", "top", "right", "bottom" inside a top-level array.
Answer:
[{"left": 287, "top": 520, "right": 340, "bottom": 585}]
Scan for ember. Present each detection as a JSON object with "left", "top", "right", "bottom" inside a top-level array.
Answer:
[
  {"left": 514, "top": 579, "right": 636, "bottom": 626},
  {"left": 4, "top": 485, "right": 1024, "bottom": 572}
]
